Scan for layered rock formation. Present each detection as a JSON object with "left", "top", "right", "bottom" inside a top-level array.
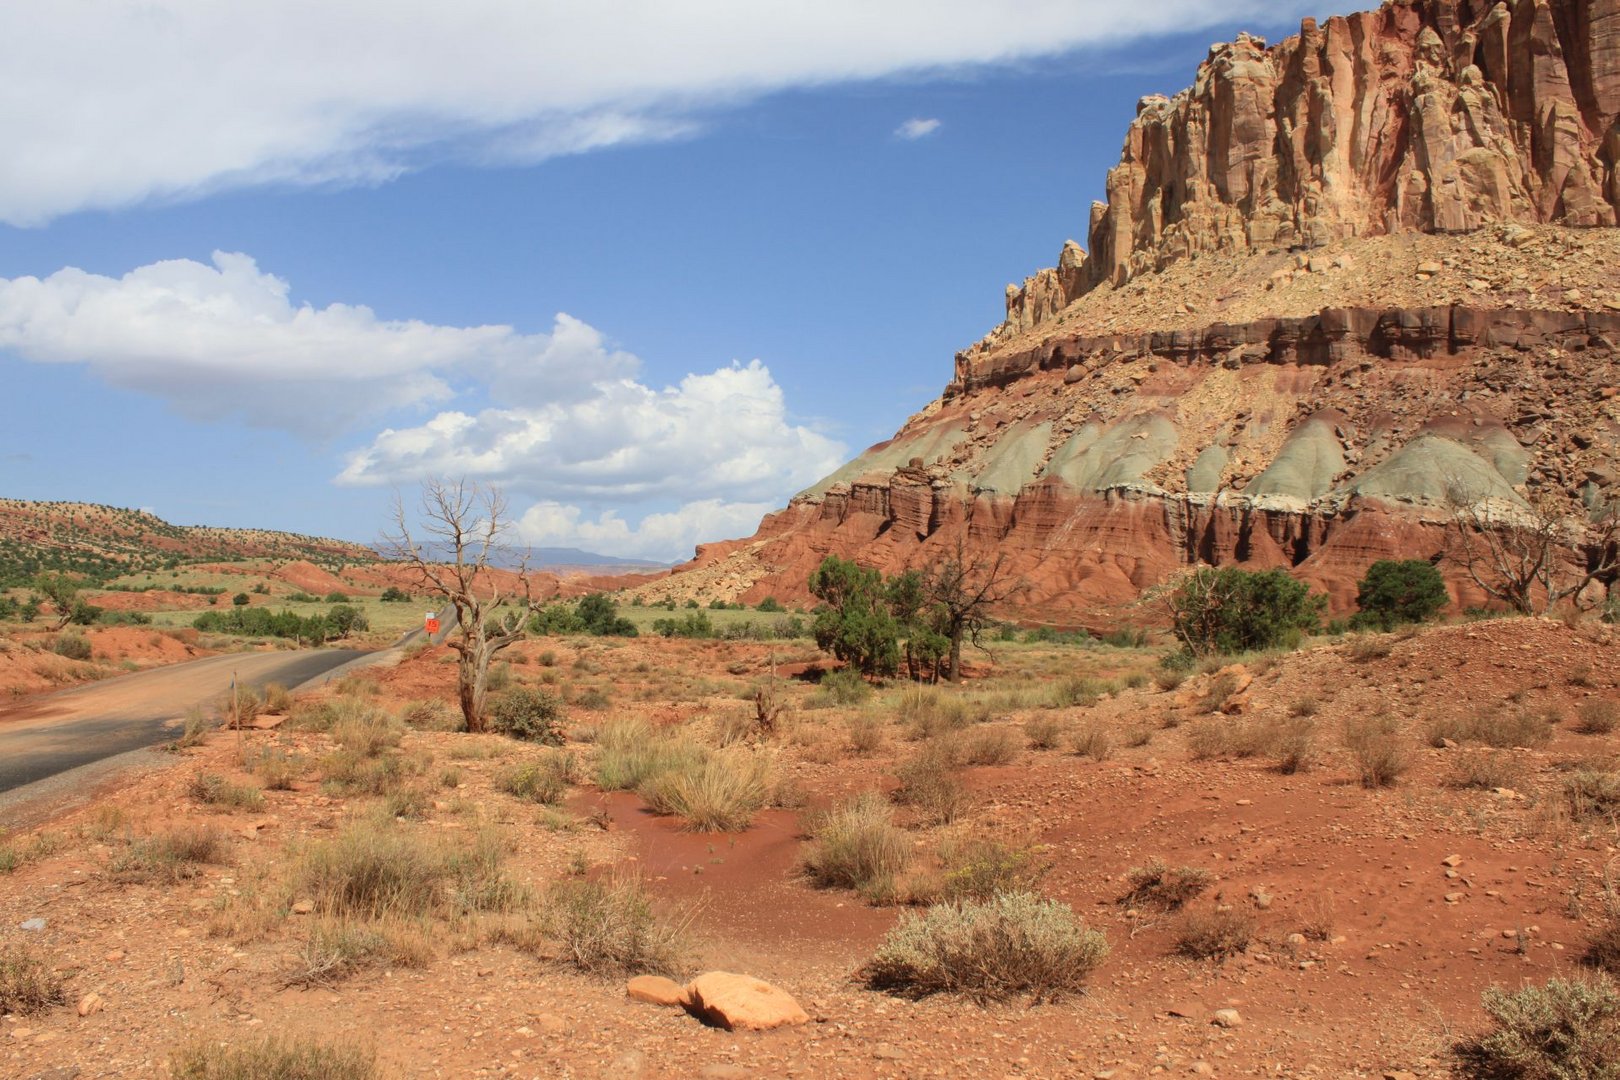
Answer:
[
  {"left": 998, "top": 0, "right": 1620, "bottom": 346},
  {"left": 655, "top": 1, "right": 1620, "bottom": 624}
]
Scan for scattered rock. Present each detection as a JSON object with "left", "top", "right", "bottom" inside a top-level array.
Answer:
[
  {"left": 626, "top": 975, "right": 688, "bottom": 1008},
  {"left": 683, "top": 972, "right": 810, "bottom": 1032},
  {"left": 1211, "top": 1008, "right": 1244, "bottom": 1028},
  {"left": 18, "top": 918, "right": 45, "bottom": 932},
  {"left": 1442, "top": 854, "right": 1462, "bottom": 868},
  {"left": 76, "top": 992, "right": 105, "bottom": 1017},
  {"left": 290, "top": 899, "right": 315, "bottom": 915},
  {"left": 602, "top": 1049, "right": 647, "bottom": 1079}
]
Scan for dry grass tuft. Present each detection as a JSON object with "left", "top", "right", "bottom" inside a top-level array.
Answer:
[
  {"left": 893, "top": 749, "right": 968, "bottom": 825},
  {"left": 546, "top": 874, "right": 689, "bottom": 978},
  {"left": 1343, "top": 715, "right": 1410, "bottom": 788},
  {"left": 1578, "top": 700, "right": 1620, "bottom": 736},
  {"left": 1120, "top": 859, "right": 1212, "bottom": 911},
  {"left": 1448, "top": 749, "right": 1530, "bottom": 791},
  {"left": 169, "top": 1035, "right": 378, "bottom": 1080},
  {"left": 636, "top": 750, "right": 772, "bottom": 832},
  {"left": 0, "top": 945, "right": 67, "bottom": 1015},
  {"left": 1070, "top": 721, "right": 1115, "bottom": 762},
  {"left": 803, "top": 792, "right": 911, "bottom": 903},
  {"left": 187, "top": 772, "right": 266, "bottom": 812},
  {"left": 1176, "top": 907, "right": 1256, "bottom": 960},
  {"left": 112, "top": 825, "right": 231, "bottom": 883}
]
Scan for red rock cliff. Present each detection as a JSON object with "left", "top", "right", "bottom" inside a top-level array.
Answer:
[{"left": 650, "top": 1, "right": 1620, "bottom": 625}]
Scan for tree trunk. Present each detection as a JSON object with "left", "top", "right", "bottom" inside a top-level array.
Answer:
[
  {"left": 947, "top": 633, "right": 963, "bottom": 683},
  {"left": 458, "top": 641, "right": 491, "bottom": 733}
]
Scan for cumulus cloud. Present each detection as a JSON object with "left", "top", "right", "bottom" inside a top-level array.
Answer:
[
  {"left": 0, "top": 1, "right": 1317, "bottom": 224},
  {"left": 896, "top": 118, "right": 943, "bottom": 140},
  {"left": 337, "top": 360, "right": 846, "bottom": 505},
  {"left": 0, "top": 253, "right": 634, "bottom": 433}
]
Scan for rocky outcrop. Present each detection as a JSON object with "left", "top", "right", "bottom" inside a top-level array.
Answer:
[{"left": 994, "top": 0, "right": 1620, "bottom": 343}]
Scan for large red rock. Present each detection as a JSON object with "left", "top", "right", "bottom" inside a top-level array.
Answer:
[{"left": 682, "top": 972, "right": 810, "bottom": 1032}]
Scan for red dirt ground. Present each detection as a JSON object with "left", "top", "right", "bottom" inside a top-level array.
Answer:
[{"left": 1, "top": 617, "right": 1617, "bottom": 1078}]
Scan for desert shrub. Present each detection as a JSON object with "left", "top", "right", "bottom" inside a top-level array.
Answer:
[
  {"left": 400, "top": 698, "right": 461, "bottom": 732},
  {"left": 816, "top": 667, "right": 872, "bottom": 707},
  {"left": 893, "top": 749, "right": 968, "bottom": 825},
  {"left": 1290, "top": 696, "right": 1320, "bottom": 718},
  {"left": 112, "top": 826, "right": 230, "bottom": 882},
  {"left": 865, "top": 892, "right": 1108, "bottom": 1003},
  {"left": 170, "top": 1035, "right": 378, "bottom": 1080},
  {"left": 497, "top": 750, "right": 577, "bottom": 806},
  {"left": 637, "top": 750, "right": 771, "bottom": 832},
  {"left": 1352, "top": 559, "right": 1449, "bottom": 631},
  {"left": 1578, "top": 700, "right": 1620, "bottom": 736},
  {"left": 0, "top": 945, "right": 67, "bottom": 1015},
  {"left": 546, "top": 874, "right": 688, "bottom": 977},
  {"left": 174, "top": 708, "right": 213, "bottom": 749},
  {"left": 1176, "top": 908, "right": 1256, "bottom": 960},
  {"left": 187, "top": 772, "right": 266, "bottom": 812},
  {"left": 848, "top": 713, "right": 885, "bottom": 755},
  {"left": 1120, "top": 860, "right": 1211, "bottom": 911},
  {"left": 1051, "top": 676, "right": 1110, "bottom": 709},
  {"left": 1269, "top": 716, "right": 1317, "bottom": 774},
  {"left": 260, "top": 682, "right": 293, "bottom": 713},
  {"left": 1455, "top": 976, "right": 1620, "bottom": 1079},
  {"left": 1449, "top": 749, "right": 1529, "bottom": 791},
  {"left": 1343, "top": 714, "right": 1410, "bottom": 788},
  {"left": 1430, "top": 708, "right": 1556, "bottom": 749},
  {"left": 1588, "top": 914, "right": 1620, "bottom": 976},
  {"left": 897, "top": 685, "right": 980, "bottom": 740},
  {"left": 804, "top": 792, "right": 911, "bottom": 901},
  {"left": 1566, "top": 768, "right": 1620, "bottom": 821},
  {"left": 486, "top": 661, "right": 513, "bottom": 692},
  {"left": 1070, "top": 721, "right": 1114, "bottom": 762},
  {"left": 330, "top": 706, "right": 402, "bottom": 757},
  {"left": 1153, "top": 666, "right": 1187, "bottom": 692},
  {"left": 1024, "top": 715, "right": 1067, "bottom": 750},
  {"left": 1168, "top": 567, "right": 1325, "bottom": 656},
  {"left": 486, "top": 687, "right": 566, "bottom": 744},
  {"left": 935, "top": 834, "right": 1050, "bottom": 902},
  {"left": 52, "top": 632, "right": 92, "bottom": 660},
  {"left": 286, "top": 918, "right": 434, "bottom": 987},
  {"left": 951, "top": 725, "right": 1019, "bottom": 766}
]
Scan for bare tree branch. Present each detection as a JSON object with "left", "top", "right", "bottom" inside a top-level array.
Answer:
[{"left": 381, "top": 477, "right": 543, "bottom": 732}]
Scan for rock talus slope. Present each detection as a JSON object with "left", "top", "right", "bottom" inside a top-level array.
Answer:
[{"left": 666, "top": 0, "right": 1620, "bottom": 622}]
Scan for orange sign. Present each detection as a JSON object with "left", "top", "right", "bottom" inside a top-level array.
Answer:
[{"left": 424, "top": 614, "right": 441, "bottom": 635}]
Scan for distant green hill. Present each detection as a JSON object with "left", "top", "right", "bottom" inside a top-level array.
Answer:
[{"left": 0, "top": 497, "right": 375, "bottom": 588}]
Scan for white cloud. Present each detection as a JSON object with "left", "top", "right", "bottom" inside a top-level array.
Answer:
[
  {"left": 516, "top": 499, "right": 781, "bottom": 563},
  {"left": 896, "top": 118, "right": 943, "bottom": 140},
  {"left": 0, "top": 1, "right": 1316, "bottom": 225},
  {"left": 337, "top": 359, "right": 847, "bottom": 506},
  {"left": 0, "top": 253, "right": 634, "bottom": 433}
]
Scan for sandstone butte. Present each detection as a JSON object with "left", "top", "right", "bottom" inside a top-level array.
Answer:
[{"left": 653, "top": 0, "right": 1620, "bottom": 625}]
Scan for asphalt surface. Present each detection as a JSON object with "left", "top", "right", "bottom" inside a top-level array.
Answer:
[{"left": 0, "top": 649, "right": 365, "bottom": 794}]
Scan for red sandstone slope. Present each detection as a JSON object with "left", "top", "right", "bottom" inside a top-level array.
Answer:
[{"left": 650, "top": 1, "right": 1620, "bottom": 622}]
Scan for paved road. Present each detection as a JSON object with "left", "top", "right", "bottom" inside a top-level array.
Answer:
[{"left": 0, "top": 649, "right": 366, "bottom": 794}]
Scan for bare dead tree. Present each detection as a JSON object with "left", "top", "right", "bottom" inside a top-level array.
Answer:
[
  {"left": 925, "top": 533, "right": 1027, "bottom": 683},
  {"left": 1442, "top": 477, "right": 1619, "bottom": 616},
  {"left": 382, "top": 478, "right": 542, "bottom": 732}
]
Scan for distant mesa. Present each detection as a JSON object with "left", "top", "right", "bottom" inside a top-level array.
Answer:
[{"left": 660, "top": 0, "right": 1620, "bottom": 622}]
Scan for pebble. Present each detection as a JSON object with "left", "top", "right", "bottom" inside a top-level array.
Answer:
[
  {"left": 1211, "top": 1009, "right": 1243, "bottom": 1029},
  {"left": 18, "top": 918, "right": 46, "bottom": 932},
  {"left": 77, "top": 992, "right": 105, "bottom": 1017}
]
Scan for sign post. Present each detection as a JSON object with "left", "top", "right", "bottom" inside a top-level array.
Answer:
[{"left": 424, "top": 612, "right": 441, "bottom": 638}]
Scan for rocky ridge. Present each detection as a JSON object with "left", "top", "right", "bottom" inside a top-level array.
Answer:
[{"left": 654, "top": 1, "right": 1620, "bottom": 622}]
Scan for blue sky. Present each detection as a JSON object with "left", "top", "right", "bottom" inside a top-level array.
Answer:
[{"left": 0, "top": 1, "right": 1322, "bottom": 560}]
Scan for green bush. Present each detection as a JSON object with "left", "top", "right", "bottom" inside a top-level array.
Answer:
[
  {"left": 1168, "top": 567, "right": 1325, "bottom": 656},
  {"left": 51, "top": 632, "right": 93, "bottom": 660},
  {"left": 1352, "top": 559, "right": 1449, "bottom": 631},
  {"left": 486, "top": 687, "right": 566, "bottom": 744},
  {"left": 866, "top": 892, "right": 1108, "bottom": 1002},
  {"left": 1456, "top": 976, "right": 1620, "bottom": 1079},
  {"left": 809, "top": 555, "right": 900, "bottom": 676},
  {"left": 380, "top": 586, "right": 410, "bottom": 602}
]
